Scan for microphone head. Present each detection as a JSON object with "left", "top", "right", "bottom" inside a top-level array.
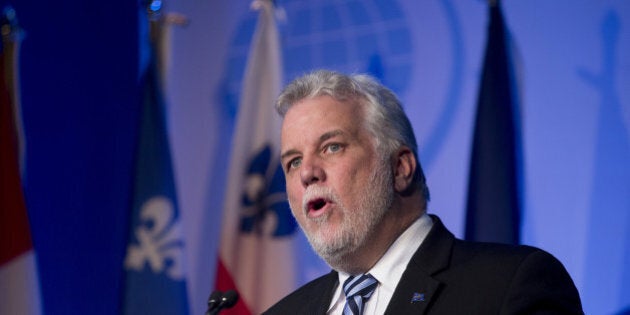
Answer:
[
  {"left": 207, "top": 290, "right": 223, "bottom": 308},
  {"left": 220, "top": 290, "right": 239, "bottom": 309}
]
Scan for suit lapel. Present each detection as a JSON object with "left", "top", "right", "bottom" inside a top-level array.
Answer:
[
  {"left": 384, "top": 268, "right": 442, "bottom": 314},
  {"left": 305, "top": 270, "right": 339, "bottom": 314},
  {"left": 384, "top": 215, "right": 455, "bottom": 315}
]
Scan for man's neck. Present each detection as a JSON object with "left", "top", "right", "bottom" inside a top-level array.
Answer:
[{"left": 336, "top": 206, "right": 423, "bottom": 274}]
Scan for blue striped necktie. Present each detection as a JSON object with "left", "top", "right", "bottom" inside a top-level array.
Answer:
[{"left": 342, "top": 274, "right": 379, "bottom": 315}]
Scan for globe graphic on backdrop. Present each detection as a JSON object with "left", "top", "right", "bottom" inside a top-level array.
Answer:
[{"left": 219, "top": 0, "right": 414, "bottom": 116}]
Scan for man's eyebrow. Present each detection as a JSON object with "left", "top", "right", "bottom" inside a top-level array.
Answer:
[
  {"left": 280, "top": 129, "right": 345, "bottom": 161},
  {"left": 281, "top": 149, "right": 300, "bottom": 161},
  {"left": 320, "top": 129, "right": 344, "bottom": 142}
]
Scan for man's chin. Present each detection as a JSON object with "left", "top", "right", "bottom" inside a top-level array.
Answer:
[
  {"left": 314, "top": 246, "right": 346, "bottom": 264},
  {"left": 315, "top": 245, "right": 362, "bottom": 273},
  {"left": 308, "top": 237, "right": 350, "bottom": 261}
]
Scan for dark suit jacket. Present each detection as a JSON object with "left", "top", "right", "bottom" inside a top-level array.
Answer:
[{"left": 264, "top": 215, "right": 583, "bottom": 314}]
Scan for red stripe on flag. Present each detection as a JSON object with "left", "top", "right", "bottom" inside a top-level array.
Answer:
[
  {"left": 0, "top": 55, "right": 33, "bottom": 266},
  {"left": 215, "top": 258, "right": 252, "bottom": 315}
]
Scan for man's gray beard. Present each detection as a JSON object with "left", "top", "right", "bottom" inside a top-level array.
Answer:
[{"left": 291, "top": 158, "right": 394, "bottom": 272}]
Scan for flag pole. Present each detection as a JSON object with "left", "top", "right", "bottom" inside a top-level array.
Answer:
[
  {"left": 145, "top": 0, "right": 188, "bottom": 85},
  {"left": 1, "top": 6, "right": 26, "bottom": 173}
]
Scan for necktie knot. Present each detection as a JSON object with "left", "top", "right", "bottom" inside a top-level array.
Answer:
[{"left": 342, "top": 274, "right": 378, "bottom": 315}]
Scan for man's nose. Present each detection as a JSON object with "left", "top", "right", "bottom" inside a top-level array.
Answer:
[{"left": 300, "top": 157, "right": 326, "bottom": 187}]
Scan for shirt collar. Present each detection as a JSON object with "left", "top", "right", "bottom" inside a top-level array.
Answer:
[
  {"left": 367, "top": 212, "right": 433, "bottom": 291},
  {"left": 329, "top": 213, "right": 434, "bottom": 312}
]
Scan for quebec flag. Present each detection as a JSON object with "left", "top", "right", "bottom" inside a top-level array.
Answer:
[
  {"left": 121, "top": 42, "right": 190, "bottom": 314},
  {"left": 215, "top": 0, "right": 298, "bottom": 314}
]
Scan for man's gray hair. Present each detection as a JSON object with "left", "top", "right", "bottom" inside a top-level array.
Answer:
[{"left": 276, "top": 70, "right": 430, "bottom": 203}]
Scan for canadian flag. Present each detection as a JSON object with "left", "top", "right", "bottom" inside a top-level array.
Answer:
[
  {"left": 215, "top": 1, "right": 298, "bottom": 314},
  {"left": 0, "top": 8, "right": 43, "bottom": 315}
]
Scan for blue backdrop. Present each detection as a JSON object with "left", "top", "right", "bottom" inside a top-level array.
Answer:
[{"left": 4, "top": 0, "right": 630, "bottom": 314}]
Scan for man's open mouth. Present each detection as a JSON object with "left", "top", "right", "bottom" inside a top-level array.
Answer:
[{"left": 306, "top": 198, "right": 330, "bottom": 216}]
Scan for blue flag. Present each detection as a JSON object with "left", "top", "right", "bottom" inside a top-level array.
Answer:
[
  {"left": 465, "top": 1, "right": 521, "bottom": 244},
  {"left": 121, "top": 47, "right": 190, "bottom": 314}
]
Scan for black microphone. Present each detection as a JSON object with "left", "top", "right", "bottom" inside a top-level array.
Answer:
[
  {"left": 218, "top": 290, "right": 239, "bottom": 310},
  {"left": 206, "top": 290, "right": 223, "bottom": 315},
  {"left": 205, "top": 289, "right": 239, "bottom": 315}
]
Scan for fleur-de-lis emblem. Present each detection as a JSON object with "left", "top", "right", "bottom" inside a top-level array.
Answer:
[
  {"left": 240, "top": 145, "right": 296, "bottom": 237},
  {"left": 125, "top": 196, "right": 186, "bottom": 280}
]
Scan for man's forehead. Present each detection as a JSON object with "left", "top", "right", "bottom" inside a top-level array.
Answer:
[{"left": 282, "top": 96, "right": 362, "bottom": 121}]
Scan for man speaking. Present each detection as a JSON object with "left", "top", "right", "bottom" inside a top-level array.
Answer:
[{"left": 264, "top": 70, "right": 582, "bottom": 314}]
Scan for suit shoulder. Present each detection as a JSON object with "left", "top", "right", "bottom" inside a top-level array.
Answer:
[
  {"left": 449, "top": 239, "right": 577, "bottom": 281},
  {"left": 447, "top": 240, "right": 583, "bottom": 313},
  {"left": 442, "top": 239, "right": 578, "bottom": 294},
  {"left": 452, "top": 239, "right": 551, "bottom": 264}
]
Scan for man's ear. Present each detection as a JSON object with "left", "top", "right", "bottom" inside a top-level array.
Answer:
[{"left": 393, "top": 146, "right": 416, "bottom": 193}]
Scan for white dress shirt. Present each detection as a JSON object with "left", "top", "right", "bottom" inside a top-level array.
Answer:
[{"left": 327, "top": 213, "right": 434, "bottom": 314}]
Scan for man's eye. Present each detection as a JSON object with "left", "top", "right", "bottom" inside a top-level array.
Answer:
[
  {"left": 288, "top": 158, "right": 302, "bottom": 170},
  {"left": 326, "top": 143, "right": 342, "bottom": 153}
]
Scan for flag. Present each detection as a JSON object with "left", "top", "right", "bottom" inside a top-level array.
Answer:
[
  {"left": 215, "top": 0, "right": 297, "bottom": 314},
  {"left": 465, "top": 1, "right": 522, "bottom": 244},
  {"left": 121, "top": 4, "right": 190, "bottom": 314},
  {"left": 0, "top": 7, "right": 43, "bottom": 315}
]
